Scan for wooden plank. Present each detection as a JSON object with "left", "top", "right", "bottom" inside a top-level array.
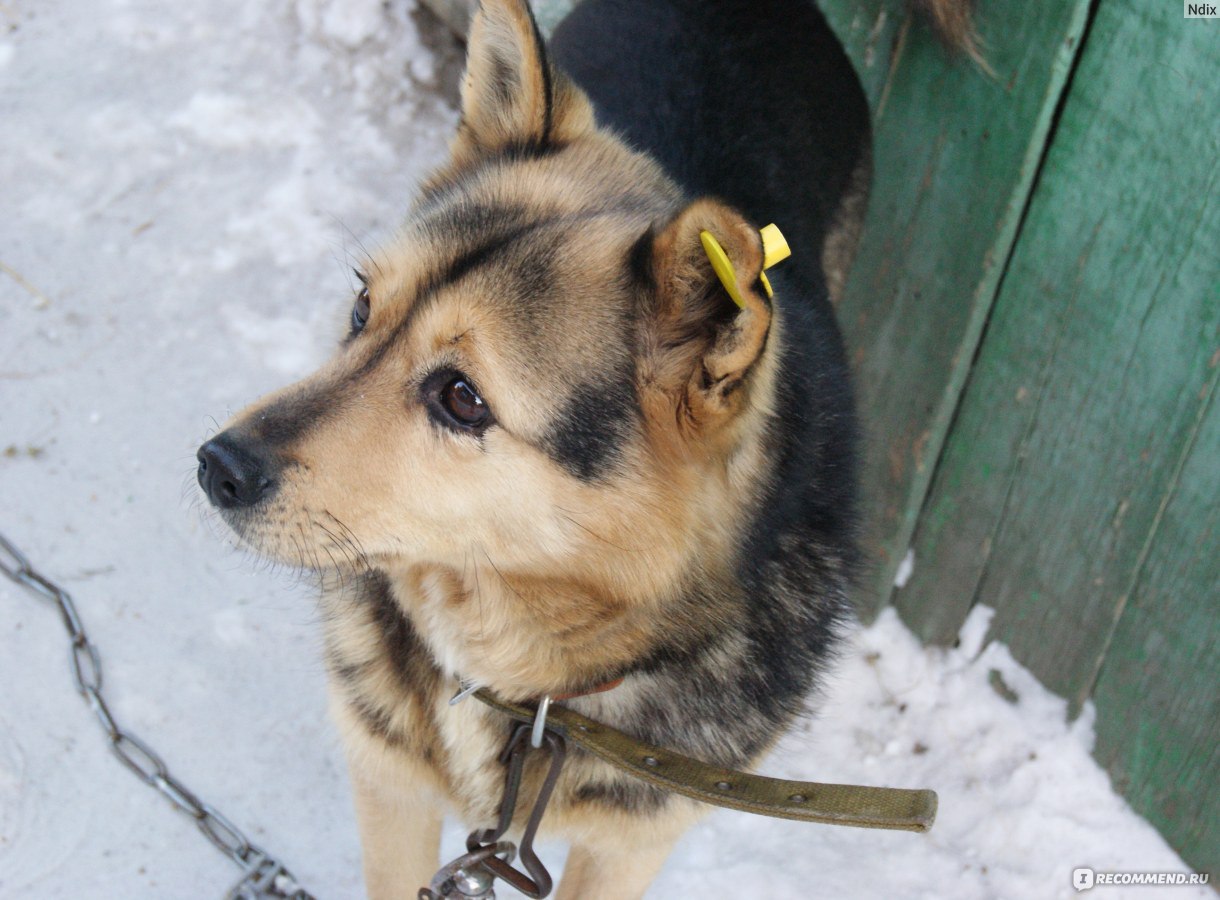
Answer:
[
  {"left": 896, "top": 0, "right": 1219, "bottom": 688},
  {"left": 814, "top": 0, "right": 906, "bottom": 104},
  {"left": 896, "top": 1, "right": 1218, "bottom": 866},
  {"left": 1091, "top": 383, "right": 1220, "bottom": 879},
  {"left": 829, "top": 1, "right": 1092, "bottom": 614},
  {"left": 843, "top": 9, "right": 1219, "bottom": 872}
]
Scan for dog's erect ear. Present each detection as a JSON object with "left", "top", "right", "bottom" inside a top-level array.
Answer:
[
  {"left": 639, "top": 199, "right": 774, "bottom": 443},
  {"left": 451, "top": 0, "right": 594, "bottom": 166}
]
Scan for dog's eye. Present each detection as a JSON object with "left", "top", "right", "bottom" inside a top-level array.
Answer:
[
  {"left": 422, "top": 369, "right": 494, "bottom": 434},
  {"left": 439, "top": 377, "right": 490, "bottom": 429},
  {"left": 351, "top": 287, "right": 371, "bottom": 335}
]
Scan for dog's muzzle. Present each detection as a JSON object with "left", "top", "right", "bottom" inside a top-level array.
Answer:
[{"left": 196, "top": 431, "right": 278, "bottom": 510}]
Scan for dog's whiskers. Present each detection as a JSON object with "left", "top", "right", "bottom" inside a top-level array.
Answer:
[
  {"left": 297, "top": 521, "right": 330, "bottom": 585},
  {"left": 480, "top": 547, "right": 537, "bottom": 612},
  {"left": 314, "top": 526, "right": 344, "bottom": 576},
  {"left": 322, "top": 510, "right": 371, "bottom": 571},
  {"left": 333, "top": 217, "right": 385, "bottom": 281},
  {"left": 469, "top": 547, "right": 487, "bottom": 642},
  {"left": 287, "top": 528, "right": 306, "bottom": 578},
  {"left": 312, "top": 519, "right": 360, "bottom": 594},
  {"left": 556, "top": 507, "right": 639, "bottom": 552}
]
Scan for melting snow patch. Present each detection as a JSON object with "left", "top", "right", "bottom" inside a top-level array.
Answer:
[
  {"left": 169, "top": 92, "right": 321, "bottom": 149},
  {"left": 296, "top": 0, "right": 393, "bottom": 48},
  {"left": 648, "top": 608, "right": 1209, "bottom": 900},
  {"left": 894, "top": 546, "right": 916, "bottom": 587},
  {"left": 221, "top": 303, "right": 328, "bottom": 377}
]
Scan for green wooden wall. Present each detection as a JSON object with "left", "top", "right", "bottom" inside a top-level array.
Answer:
[
  {"left": 886, "top": 0, "right": 1219, "bottom": 876},
  {"left": 821, "top": 0, "right": 1218, "bottom": 878},
  {"left": 817, "top": 0, "right": 1093, "bottom": 613},
  {"left": 425, "top": 0, "right": 1218, "bottom": 877}
]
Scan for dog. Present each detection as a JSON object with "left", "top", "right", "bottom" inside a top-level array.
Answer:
[{"left": 196, "top": 0, "right": 969, "bottom": 896}]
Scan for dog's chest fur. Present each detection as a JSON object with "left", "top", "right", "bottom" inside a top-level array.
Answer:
[
  {"left": 323, "top": 572, "right": 508, "bottom": 823},
  {"left": 322, "top": 570, "right": 674, "bottom": 825},
  {"left": 322, "top": 511, "right": 851, "bottom": 827}
]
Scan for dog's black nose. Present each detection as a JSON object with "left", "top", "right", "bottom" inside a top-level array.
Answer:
[{"left": 196, "top": 432, "right": 277, "bottom": 509}]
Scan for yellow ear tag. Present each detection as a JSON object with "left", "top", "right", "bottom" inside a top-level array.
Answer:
[
  {"left": 760, "top": 223, "right": 791, "bottom": 269},
  {"left": 699, "top": 230, "right": 746, "bottom": 309},
  {"left": 758, "top": 223, "right": 791, "bottom": 298},
  {"left": 700, "top": 223, "right": 792, "bottom": 306}
]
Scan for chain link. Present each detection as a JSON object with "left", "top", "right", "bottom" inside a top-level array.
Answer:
[{"left": 1, "top": 531, "right": 317, "bottom": 899}]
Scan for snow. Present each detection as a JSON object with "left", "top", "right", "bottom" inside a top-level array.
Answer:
[
  {"left": 893, "top": 547, "right": 916, "bottom": 589},
  {"left": 0, "top": 1, "right": 1206, "bottom": 898}
]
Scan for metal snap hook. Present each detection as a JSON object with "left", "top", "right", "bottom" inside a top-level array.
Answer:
[{"left": 530, "top": 695, "right": 552, "bottom": 749}]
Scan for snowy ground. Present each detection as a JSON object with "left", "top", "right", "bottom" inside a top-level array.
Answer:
[{"left": 0, "top": 1, "right": 1208, "bottom": 898}]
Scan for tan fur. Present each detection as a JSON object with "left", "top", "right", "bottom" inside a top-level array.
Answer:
[
  {"left": 645, "top": 200, "right": 771, "bottom": 439},
  {"left": 821, "top": 146, "right": 872, "bottom": 304},
  {"left": 911, "top": 0, "right": 988, "bottom": 68},
  {"left": 434, "top": 0, "right": 595, "bottom": 181},
  {"left": 227, "top": 144, "right": 781, "bottom": 697},
  {"left": 209, "top": 3, "right": 823, "bottom": 896},
  {"left": 336, "top": 694, "right": 447, "bottom": 896}
]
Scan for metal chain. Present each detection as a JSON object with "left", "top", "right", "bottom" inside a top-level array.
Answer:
[{"left": 0, "top": 531, "right": 318, "bottom": 900}]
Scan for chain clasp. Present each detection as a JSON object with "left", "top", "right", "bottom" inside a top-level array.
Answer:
[{"left": 423, "top": 721, "right": 567, "bottom": 899}]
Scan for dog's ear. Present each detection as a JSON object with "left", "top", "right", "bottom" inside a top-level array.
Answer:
[
  {"left": 450, "top": 0, "right": 594, "bottom": 166},
  {"left": 638, "top": 199, "right": 774, "bottom": 445}
]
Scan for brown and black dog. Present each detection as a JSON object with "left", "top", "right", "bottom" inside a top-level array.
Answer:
[{"left": 197, "top": 0, "right": 970, "bottom": 896}]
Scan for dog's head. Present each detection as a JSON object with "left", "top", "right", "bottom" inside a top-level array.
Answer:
[{"left": 198, "top": 0, "right": 779, "bottom": 621}]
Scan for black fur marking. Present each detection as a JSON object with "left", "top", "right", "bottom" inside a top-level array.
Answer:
[
  {"left": 543, "top": 378, "right": 637, "bottom": 481},
  {"left": 345, "top": 211, "right": 556, "bottom": 382},
  {"left": 433, "top": 221, "right": 545, "bottom": 293},
  {"left": 503, "top": 235, "right": 560, "bottom": 325},
  {"left": 627, "top": 226, "right": 655, "bottom": 289},
  {"left": 415, "top": 204, "right": 568, "bottom": 304},
  {"left": 528, "top": 11, "right": 554, "bottom": 147},
  {"left": 616, "top": 533, "right": 850, "bottom": 768},
  {"left": 428, "top": 200, "right": 531, "bottom": 240},
  {"left": 328, "top": 651, "right": 372, "bottom": 685},
  {"left": 349, "top": 695, "right": 409, "bottom": 748},
  {"left": 573, "top": 779, "right": 669, "bottom": 813},
  {"left": 496, "top": 140, "right": 566, "bottom": 162},
  {"left": 366, "top": 573, "right": 434, "bottom": 698},
  {"left": 244, "top": 379, "right": 346, "bottom": 451},
  {"left": 325, "top": 574, "right": 447, "bottom": 764},
  {"left": 488, "top": 51, "right": 519, "bottom": 110}
]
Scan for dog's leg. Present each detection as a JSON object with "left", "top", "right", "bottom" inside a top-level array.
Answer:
[
  {"left": 350, "top": 762, "right": 444, "bottom": 900},
  {"left": 332, "top": 691, "right": 446, "bottom": 900},
  {"left": 555, "top": 838, "right": 680, "bottom": 900},
  {"left": 554, "top": 807, "right": 699, "bottom": 900}
]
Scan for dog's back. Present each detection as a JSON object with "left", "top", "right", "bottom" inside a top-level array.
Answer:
[
  {"left": 553, "top": 0, "right": 871, "bottom": 287},
  {"left": 553, "top": 0, "right": 868, "bottom": 699},
  {"left": 554, "top": 0, "right": 867, "bottom": 553}
]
